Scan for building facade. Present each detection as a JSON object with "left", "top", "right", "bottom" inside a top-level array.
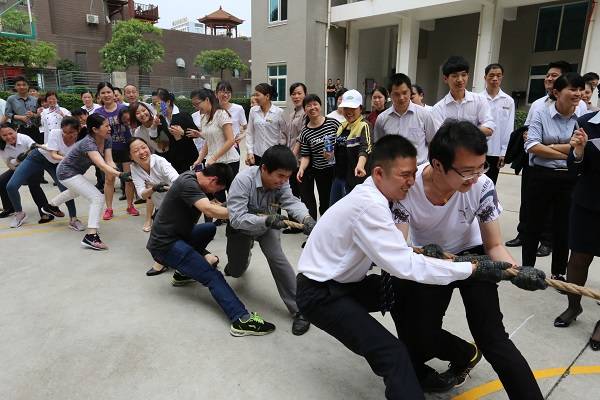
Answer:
[
  {"left": 251, "top": 0, "right": 600, "bottom": 110},
  {"left": 171, "top": 18, "right": 205, "bottom": 34}
]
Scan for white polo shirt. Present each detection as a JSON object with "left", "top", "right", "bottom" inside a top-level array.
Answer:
[
  {"left": 39, "top": 128, "right": 76, "bottom": 164},
  {"left": 391, "top": 164, "right": 502, "bottom": 254},
  {"left": 246, "top": 104, "right": 286, "bottom": 157},
  {"left": 131, "top": 154, "right": 180, "bottom": 209},
  {"left": 373, "top": 102, "right": 436, "bottom": 165},
  {"left": 429, "top": 90, "right": 496, "bottom": 137},
  {"left": 479, "top": 89, "right": 515, "bottom": 157},
  {"left": 0, "top": 133, "right": 34, "bottom": 168},
  {"left": 298, "top": 176, "right": 473, "bottom": 284},
  {"left": 40, "top": 106, "right": 71, "bottom": 142}
]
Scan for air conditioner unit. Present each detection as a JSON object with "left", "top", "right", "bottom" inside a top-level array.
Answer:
[{"left": 86, "top": 14, "right": 100, "bottom": 25}]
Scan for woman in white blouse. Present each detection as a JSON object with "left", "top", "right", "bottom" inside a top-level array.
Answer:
[
  {"left": 245, "top": 83, "right": 286, "bottom": 166},
  {"left": 216, "top": 81, "right": 247, "bottom": 151},
  {"left": 192, "top": 89, "right": 239, "bottom": 205},
  {"left": 40, "top": 91, "right": 71, "bottom": 142},
  {"left": 80, "top": 90, "right": 101, "bottom": 114}
]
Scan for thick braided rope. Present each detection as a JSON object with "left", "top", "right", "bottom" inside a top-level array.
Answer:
[{"left": 413, "top": 247, "right": 600, "bottom": 301}]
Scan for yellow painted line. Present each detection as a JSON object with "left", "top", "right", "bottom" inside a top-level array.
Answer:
[
  {"left": 0, "top": 214, "right": 130, "bottom": 239},
  {"left": 453, "top": 365, "right": 600, "bottom": 399}
]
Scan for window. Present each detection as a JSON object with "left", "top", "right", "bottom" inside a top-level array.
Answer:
[
  {"left": 526, "top": 64, "right": 578, "bottom": 104},
  {"left": 268, "top": 64, "right": 287, "bottom": 102},
  {"left": 534, "top": 2, "right": 588, "bottom": 52},
  {"left": 269, "top": 0, "right": 288, "bottom": 23}
]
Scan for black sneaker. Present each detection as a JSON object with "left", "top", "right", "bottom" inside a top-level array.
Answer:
[
  {"left": 440, "top": 343, "right": 482, "bottom": 388},
  {"left": 81, "top": 233, "right": 108, "bottom": 250},
  {"left": 133, "top": 198, "right": 146, "bottom": 205},
  {"left": 171, "top": 271, "right": 195, "bottom": 286},
  {"left": 420, "top": 368, "right": 457, "bottom": 393},
  {"left": 0, "top": 209, "right": 15, "bottom": 218},
  {"left": 230, "top": 312, "right": 276, "bottom": 337},
  {"left": 42, "top": 204, "right": 65, "bottom": 218},
  {"left": 537, "top": 244, "right": 552, "bottom": 257}
]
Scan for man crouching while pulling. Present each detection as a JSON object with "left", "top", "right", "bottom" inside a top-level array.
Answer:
[{"left": 295, "top": 135, "right": 511, "bottom": 400}]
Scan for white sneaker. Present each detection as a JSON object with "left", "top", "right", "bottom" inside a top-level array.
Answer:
[
  {"left": 10, "top": 212, "right": 27, "bottom": 228},
  {"left": 69, "top": 219, "right": 85, "bottom": 231}
]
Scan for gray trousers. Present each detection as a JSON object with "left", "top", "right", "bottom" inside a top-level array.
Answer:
[{"left": 225, "top": 224, "right": 299, "bottom": 314}]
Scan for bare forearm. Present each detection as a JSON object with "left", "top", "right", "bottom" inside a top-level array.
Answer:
[
  {"left": 528, "top": 144, "right": 568, "bottom": 160},
  {"left": 486, "top": 244, "right": 517, "bottom": 265}
]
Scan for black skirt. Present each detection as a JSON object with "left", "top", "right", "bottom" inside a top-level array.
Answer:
[{"left": 569, "top": 203, "right": 600, "bottom": 256}]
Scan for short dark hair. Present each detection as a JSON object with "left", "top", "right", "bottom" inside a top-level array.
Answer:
[
  {"left": 255, "top": 83, "right": 277, "bottom": 101},
  {"left": 428, "top": 120, "right": 488, "bottom": 172},
  {"left": 260, "top": 145, "right": 298, "bottom": 172},
  {"left": 203, "top": 163, "right": 234, "bottom": 188},
  {"left": 371, "top": 135, "right": 417, "bottom": 172},
  {"left": 113, "top": 87, "right": 123, "bottom": 94},
  {"left": 442, "top": 56, "right": 470, "bottom": 76},
  {"left": 45, "top": 90, "right": 58, "bottom": 100},
  {"left": 485, "top": 63, "right": 504, "bottom": 75},
  {"left": 389, "top": 73, "right": 412, "bottom": 90},
  {"left": 216, "top": 80, "right": 233, "bottom": 93},
  {"left": 289, "top": 82, "right": 307, "bottom": 95},
  {"left": 60, "top": 116, "right": 80, "bottom": 130},
  {"left": 335, "top": 88, "right": 347, "bottom": 102},
  {"left": 547, "top": 61, "right": 572, "bottom": 75},
  {"left": 302, "top": 93, "right": 321, "bottom": 108},
  {"left": 13, "top": 76, "right": 29, "bottom": 86},
  {"left": 372, "top": 86, "right": 389, "bottom": 99},
  {"left": 549, "top": 72, "right": 585, "bottom": 100},
  {"left": 80, "top": 90, "right": 94, "bottom": 98},
  {"left": 0, "top": 123, "right": 17, "bottom": 150},
  {"left": 70, "top": 108, "right": 88, "bottom": 117},
  {"left": 86, "top": 113, "right": 107, "bottom": 135},
  {"left": 583, "top": 72, "right": 600, "bottom": 83},
  {"left": 130, "top": 102, "right": 155, "bottom": 125},
  {"left": 412, "top": 84, "right": 424, "bottom": 96}
]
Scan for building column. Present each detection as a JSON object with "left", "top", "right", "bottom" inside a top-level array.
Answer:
[
  {"left": 344, "top": 21, "right": 360, "bottom": 89},
  {"left": 472, "top": 0, "right": 504, "bottom": 93},
  {"left": 395, "top": 16, "right": 419, "bottom": 81},
  {"left": 582, "top": 3, "right": 600, "bottom": 105}
]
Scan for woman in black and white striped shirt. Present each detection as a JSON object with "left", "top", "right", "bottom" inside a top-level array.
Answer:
[{"left": 297, "top": 94, "right": 340, "bottom": 219}]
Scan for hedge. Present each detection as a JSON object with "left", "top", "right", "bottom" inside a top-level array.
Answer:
[{"left": 1, "top": 90, "right": 252, "bottom": 118}]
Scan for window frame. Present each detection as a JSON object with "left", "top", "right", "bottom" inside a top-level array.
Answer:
[
  {"left": 268, "top": 0, "right": 288, "bottom": 24},
  {"left": 533, "top": 1, "right": 588, "bottom": 52},
  {"left": 267, "top": 63, "right": 287, "bottom": 103}
]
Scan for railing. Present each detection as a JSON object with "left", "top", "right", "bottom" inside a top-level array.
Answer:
[{"left": 133, "top": 2, "right": 159, "bottom": 22}]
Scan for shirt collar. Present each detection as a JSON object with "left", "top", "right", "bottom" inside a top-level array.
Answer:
[
  {"left": 549, "top": 103, "right": 578, "bottom": 121},
  {"left": 391, "top": 102, "right": 416, "bottom": 117},
  {"left": 444, "top": 90, "right": 473, "bottom": 105},
  {"left": 253, "top": 166, "right": 264, "bottom": 189},
  {"left": 483, "top": 88, "right": 509, "bottom": 100},
  {"left": 588, "top": 111, "right": 600, "bottom": 124}
]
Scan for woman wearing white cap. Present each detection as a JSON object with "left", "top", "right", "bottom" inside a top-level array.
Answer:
[{"left": 325, "top": 89, "right": 372, "bottom": 206}]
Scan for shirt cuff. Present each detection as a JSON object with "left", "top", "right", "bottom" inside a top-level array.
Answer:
[
  {"left": 524, "top": 141, "right": 540, "bottom": 152},
  {"left": 454, "top": 261, "right": 474, "bottom": 278}
]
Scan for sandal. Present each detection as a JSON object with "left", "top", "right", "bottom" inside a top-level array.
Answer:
[
  {"left": 146, "top": 263, "right": 168, "bottom": 276},
  {"left": 142, "top": 223, "right": 152, "bottom": 232}
]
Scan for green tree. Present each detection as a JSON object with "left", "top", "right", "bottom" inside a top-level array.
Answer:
[
  {"left": 0, "top": 38, "right": 57, "bottom": 69},
  {"left": 194, "top": 48, "right": 249, "bottom": 79},
  {"left": 0, "top": 9, "right": 30, "bottom": 34},
  {"left": 99, "top": 19, "right": 164, "bottom": 75},
  {"left": 56, "top": 58, "right": 80, "bottom": 72}
]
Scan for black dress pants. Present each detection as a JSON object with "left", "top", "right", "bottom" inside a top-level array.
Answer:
[
  {"left": 517, "top": 165, "right": 552, "bottom": 245},
  {"left": 296, "top": 273, "right": 424, "bottom": 400},
  {"left": 300, "top": 167, "right": 334, "bottom": 220},
  {"left": 485, "top": 155, "right": 500, "bottom": 185},
  {"left": 392, "top": 246, "right": 542, "bottom": 400},
  {"left": 522, "top": 166, "right": 575, "bottom": 275}
]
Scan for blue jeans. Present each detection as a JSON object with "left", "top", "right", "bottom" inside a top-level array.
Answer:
[
  {"left": 327, "top": 97, "right": 336, "bottom": 114},
  {"left": 150, "top": 223, "right": 248, "bottom": 322},
  {"left": 7, "top": 149, "right": 76, "bottom": 217},
  {"left": 329, "top": 177, "right": 348, "bottom": 207}
]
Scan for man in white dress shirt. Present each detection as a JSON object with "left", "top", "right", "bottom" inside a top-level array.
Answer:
[
  {"left": 429, "top": 56, "right": 495, "bottom": 139},
  {"left": 479, "top": 63, "right": 515, "bottom": 184}
]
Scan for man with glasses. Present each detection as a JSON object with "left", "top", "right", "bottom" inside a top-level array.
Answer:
[{"left": 389, "top": 120, "right": 542, "bottom": 398}]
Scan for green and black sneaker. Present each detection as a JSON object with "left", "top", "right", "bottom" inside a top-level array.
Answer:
[
  {"left": 171, "top": 271, "right": 195, "bottom": 287},
  {"left": 230, "top": 312, "right": 276, "bottom": 337},
  {"left": 440, "top": 343, "right": 482, "bottom": 388}
]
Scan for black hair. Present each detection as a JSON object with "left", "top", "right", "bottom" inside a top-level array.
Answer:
[
  {"left": 130, "top": 102, "right": 155, "bottom": 125},
  {"left": 29, "top": 86, "right": 40, "bottom": 91},
  {"left": 583, "top": 72, "right": 600, "bottom": 83},
  {"left": 45, "top": 90, "right": 58, "bottom": 100},
  {"left": 255, "top": 83, "right": 277, "bottom": 101},
  {"left": 372, "top": 86, "right": 389, "bottom": 99},
  {"left": 202, "top": 163, "right": 234, "bottom": 188},
  {"left": 192, "top": 88, "right": 228, "bottom": 123},
  {"left": 216, "top": 80, "right": 233, "bottom": 93},
  {"left": 302, "top": 94, "right": 321, "bottom": 108},
  {"left": 389, "top": 73, "right": 412, "bottom": 90},
  {"left": 13, "top": 76, "right": 29, "bottom": 86},
  {"left": 428, "top": 120, "right": 488, "bottom": 172},
  {"left": 371, "top": 135, "right": 417, "bottom": 173},
  {"left": 96, "top": 81, "right": 115, "bottom": 97},
  {"left": 113, "top": 87, "right": 123, "bottom": 94},
  {"left": 260, "top": 145, "right": 298, "bottom": 172},
  {"left": 71, "top": 108, "right": 88, "bottom": 117},
  {"left": 86, "top": 113, "right": 107, "bottom": 136},
  {"left": 412, "top": 84, "right": 424, "bottom": 96},
  {"left": 549, "top": 72, "right": 585, "bottom": 101},
  {"left": 485, "top": 63, "right": 504, "bottom": 75},
  {"left": 442, "top": 56, "right": 470, "bottom": 76},
  {"left": 289, "top": 82, "right": 307, "bottom": 95},
  {"left": 128, "top": 136, "right": 149, "bottom": 157},
  {"left": 335, "top": 87, "right": 348, "bottom": 103},
  {"left": 60, "top": 116, "right": 81, "bottom": 130},
  {"left": 547, "top": 61, "right": 572, "bottom": 75},
  {"left": 0, "top": 122, "right": 17, "bottom": 150},
  {"left": 80, "top": 90, "right": 94, "bottom": 98},
  {"left": 123, "top": 83, "right": 137, "bottom": 91},
  {"left": 118, "top": 107, "right": 131, "bottom": 125},
  {"left": 155, "top": 88, "right": 174, "bottom": 106}
]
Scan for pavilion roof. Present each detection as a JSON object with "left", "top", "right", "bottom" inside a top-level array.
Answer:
[{"left": 198, "top": 6, "right": 243, "bottom": 25}]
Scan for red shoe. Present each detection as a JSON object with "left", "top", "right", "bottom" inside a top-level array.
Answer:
[
  {"left": 127, "top": 205, "right": 140, "bottom": 216},
  {"left": 102, "top": 208, "right": 113, "bottom": 220}
]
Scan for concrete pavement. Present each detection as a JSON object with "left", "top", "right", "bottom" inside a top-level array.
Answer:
[{"left": 1, "top": 167, "right": 599, "bottom": 400}]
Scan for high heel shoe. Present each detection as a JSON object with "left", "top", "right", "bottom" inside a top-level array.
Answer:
[
  {"left": 554, "top": 307, "right": 583, "bottom": 328},
  {"left": 590, "top": 321, "right": 600, "bottom": 351}
]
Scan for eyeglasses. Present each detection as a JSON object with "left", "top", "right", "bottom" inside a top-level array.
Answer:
[{"left": 450, "top": 162, "right": 490, "bottom": 181}]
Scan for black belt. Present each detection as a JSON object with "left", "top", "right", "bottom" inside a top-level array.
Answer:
[{"left": 532, "top": 165, "right": 569, "bottom": 172}]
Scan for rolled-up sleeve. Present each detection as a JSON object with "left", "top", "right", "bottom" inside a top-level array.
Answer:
[
  {"left": 246, "top": 111, "right": 255, "bottom": 154},
  {"left": 227, "top": 175, "right": 269, "bottom": 235},
  {"left": 353, "top": 203, "right": 473, "bottom": 285},
  {"left": 525, "top": 109, "right": 544, "bottom": 152}
]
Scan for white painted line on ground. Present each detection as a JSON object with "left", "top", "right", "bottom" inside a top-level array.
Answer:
[{"left": 509, "top": 314, "right": 535, "bottom": 339}]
